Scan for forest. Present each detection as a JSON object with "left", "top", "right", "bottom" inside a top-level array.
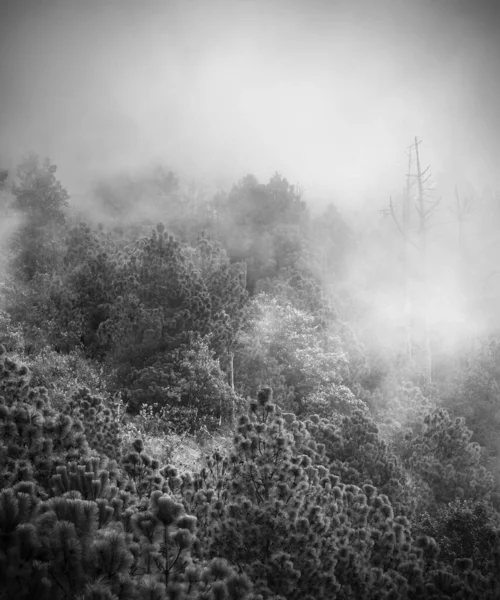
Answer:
[{"left": 1, "top": 153, "right": 500, "bottom": 600}]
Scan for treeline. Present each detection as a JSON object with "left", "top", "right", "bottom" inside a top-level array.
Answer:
[
  {"left": 0, "top": 155, "right": 360, "bottom": 429},
  {"left": 1, "top": 154, "right": 500, "bottom": 598}
]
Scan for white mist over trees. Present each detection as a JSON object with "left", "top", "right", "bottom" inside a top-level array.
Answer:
[{"left": 2, "top": 1, "right": 500, "bottom": 597}]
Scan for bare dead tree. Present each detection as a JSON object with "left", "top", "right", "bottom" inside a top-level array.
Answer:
[{"left": 384, "top": 138, "right": 440, "bottom": 381}]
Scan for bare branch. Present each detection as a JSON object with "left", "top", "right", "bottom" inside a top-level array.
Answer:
[{"left": 389, "top": 197, "right": 419, "bottom": 250}]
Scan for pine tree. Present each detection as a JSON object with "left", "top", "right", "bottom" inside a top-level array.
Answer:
[{"left": 10, "top": 154, "right": 69, "bottom": 281}]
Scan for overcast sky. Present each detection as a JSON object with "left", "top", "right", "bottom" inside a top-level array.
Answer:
[{"left": 1, "top": 0, "right": 500, "bottom": 207}]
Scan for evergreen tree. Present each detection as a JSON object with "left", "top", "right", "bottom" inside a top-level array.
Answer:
[{"left": 10, "top": 154, "right": 69, "bottom": 280}]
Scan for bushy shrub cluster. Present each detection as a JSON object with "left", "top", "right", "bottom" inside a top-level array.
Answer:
[
  {"left": 0, "top": 348, "right": 255, "bottom": 599},
  {"left": 415, "top": 499, "right": 500, "bottom": 577},
  {"left": 121, "top": 336, "right": 241, "bottom": 434},
  {"left": 234, "top": 294, "right": 362, "bottom": 418},
  {"left": 2, "top": 348, "right": 500, "bottom": 598},
  {"left": 172, "top": 388, "right": 500, "bottom": 599},
  {"left": 398, "top": 407, "right": 495, "bottom": 508},
  {"left": 61, "top": 387, "right": 124, "bottom": 461}
]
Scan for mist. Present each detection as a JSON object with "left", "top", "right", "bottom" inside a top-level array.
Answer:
[
  {"left": 1, "top": 0, "right": 500, "bottom": 209},
  {"left": 2, "top": 0, "right": 500, "bottom": 357}
]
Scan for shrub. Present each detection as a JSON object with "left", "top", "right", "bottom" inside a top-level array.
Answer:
[{"left": 399, "top": 408, "right": 494, "bottom": 508}]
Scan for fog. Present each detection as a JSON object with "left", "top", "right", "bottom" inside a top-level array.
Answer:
[{"left": 1, "top": 0, "right": 500, "bottom": 208}]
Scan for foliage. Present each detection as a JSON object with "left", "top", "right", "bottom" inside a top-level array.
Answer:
[
  {"left": 442, "top": 337, "right": 500, "bottom": 478},
  {"left": 0, "top": 349, "right": 255, "bottom": 600},
  {"left": 61, "top": 222, "right": 121, "bottom": 356},
  {"left": 125, "top": 337, "right": 241, "bottom": 432},
  {"left": 398, "top": 407, "right": 495, "bottom": 508},
  {"left": 234, "top": 293, "right": 360, "bottom": 418},
  {"left": 0, "top": 346, "right": 90, "bottom": 493},
  {"left": 372, "top": 380, "right": 437, "bottom": 445},
  {"left": 213, "top": 173, "right": 308, "bottom": 293},
  {"left": 2, "top": 346, "right": 500, "bottom": 598},
  {"left": 100, "top": 226, "right": 246, "bottom": 381},
  {"left": 3, "top": 271, "right": 84, "bottom": 353},
  {"left": 10, "top": 154, "right": 69, "bottom": 280},
  {"left": 61, "top": 387, "right": 124, "bottom": 461},
  {"left": 25, "top": 348, "right": 108, "bottom": 411},
  {"left": 303, "top": 406, "right": 415, "bottom": 517},
  {"left": 0, "top": 307, "right": 25, "bottom": 354},
  {"left": 415, "top": 499, "right": 500, "bottom": 577},
  {"left": 311, "top": 202, "right": 355, "bottom": 283},
  {"left": 4, "top": 152, "right": 500, "bottom": 598},
  {"left": 172, "top": 388, "right": 500, "bottom": 598}
]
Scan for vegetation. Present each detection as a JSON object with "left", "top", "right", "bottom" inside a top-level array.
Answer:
[{"left": 1, "top": 154, "right": 500, "bottom": 598}]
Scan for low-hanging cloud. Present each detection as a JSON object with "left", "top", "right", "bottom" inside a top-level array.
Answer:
[{"left": 1, "top": 0, "right": 500, "bottom": 210}]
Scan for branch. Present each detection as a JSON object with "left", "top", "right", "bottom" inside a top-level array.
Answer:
[
  {"left": 455, "top": 186, "right": 474, "bottom": 218},
  {"left": 389, "top": 197, "right": 419, "bottom": 250}
]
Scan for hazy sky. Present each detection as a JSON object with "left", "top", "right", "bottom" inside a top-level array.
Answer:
[{"left": 1, "top": 0, "right": 500, "bottom": 206}]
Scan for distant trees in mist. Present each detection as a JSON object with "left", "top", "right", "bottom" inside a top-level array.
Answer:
[{"left": 1, "top": 153, "right": 500, "bottom": 597}]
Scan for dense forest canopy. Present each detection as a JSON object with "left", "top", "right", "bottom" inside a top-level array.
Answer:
[
  {"left": 1, "top": 150, "right": 500, "bottom": 599},
  {"left": 2, "top": 0, "right": 500, "bottom": 597}
]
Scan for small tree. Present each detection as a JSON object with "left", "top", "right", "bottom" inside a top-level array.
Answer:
[{"left": 10, "top": 154, "right": 69, "bottom": 280}]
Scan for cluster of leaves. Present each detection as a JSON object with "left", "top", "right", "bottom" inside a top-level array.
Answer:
[
  {"left": 371, "top": 380, "right": 437, "bottom": 445},
  {"left": 212, "top": 174, "right": 308, "bottom": 293},
  {"left": 441, "top": 337, "right": 500, "bottom": 481},
  {"left": 0, "top": 346, "right": 89, "bottom": 493},
  {"left": 397, "top": 407, "right": 495, "bottom": 508},
  {"left": 9, "top": 154, "right": 69, "bottom": 281},
  {"left": 5, "top": 154, "right": 500, "bottom": 598},
  {"left": 0, "top": 307, "right": 25, "bottom": 354},
  {"left": 302, "top": 407, "right": 415, "bottom": 518},
  {"left": 61, "top": 387, "right": 124, "bottom": 461},
  {"left": 414, "top": 499, "right": 500, "bottom": 577},
  {"left": 2, "top": 157, "right": 249, "bottom": 424},
  {"left": 3, "top": 346, "right": 500, "bottom": 598},
  {"left": 171, "top": 389, "right": 500, "bottom": 599},
  {"left": 234, "top": 294, "right": 362, "bottom": 419},
  {"left": 22, "top": 347, "right": 108, "bottom": 411},
  {"left": 0, "top": 348, "right": 255, "bottom": 600},
  {"left": 1, "top": 158, "right": 367, "bottom": 436},
  {"left": 123, "top": 336, "right": 241, "bottom": 432}
]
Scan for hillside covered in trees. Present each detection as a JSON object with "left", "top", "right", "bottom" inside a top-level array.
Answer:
[{"left": 1, "top": 154, "right": 500, "bottom": 599}]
